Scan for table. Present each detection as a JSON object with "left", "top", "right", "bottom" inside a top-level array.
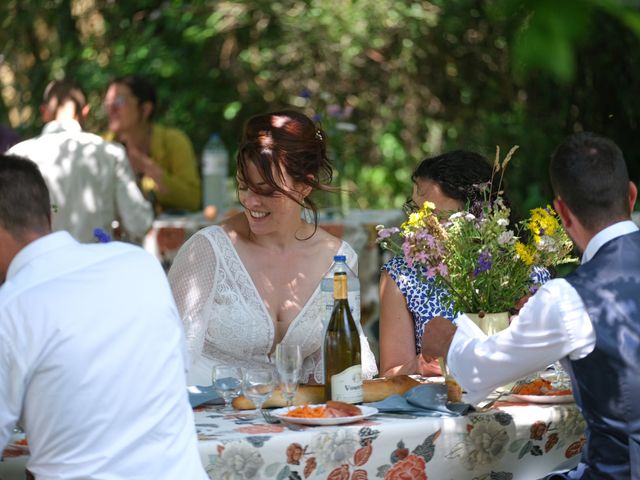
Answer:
[{"left": 2, "top": 400, "right": 585, "bottom": 479}]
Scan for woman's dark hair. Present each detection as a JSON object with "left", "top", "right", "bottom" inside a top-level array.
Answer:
[
  {"left": 413, "top": 150, "right": 495, "bottom": 205},
  {"left": 108, "top": 75, "right": 157, "bottom": 119},
  {"left": 237, "top": 110, "right": 334, "bottom": 231}
]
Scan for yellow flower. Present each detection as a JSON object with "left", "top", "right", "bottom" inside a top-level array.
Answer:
[
  {"left": 515, "top": 241, "right": 534, "bottom": 266},
  {"left": 528, "top": 206, "right": 560, "bottom": 243},
  {"left": 402, "top": 201, "right": 438, "bottom": 233}
]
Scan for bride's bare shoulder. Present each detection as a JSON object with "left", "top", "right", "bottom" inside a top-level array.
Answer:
[
  {"left": 310, "top": 224, "right": 344, "bottom": 253},
  {"left": 219, "top": 213, "right": 250, "bottom": 244}
]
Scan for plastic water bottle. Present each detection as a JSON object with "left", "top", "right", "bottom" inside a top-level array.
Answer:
[
  {"left": 202, "top": 133, "right": 229, "bottom": 212},
  {"left": 320, "top": 255, "right": 361, "bottom": 332}
]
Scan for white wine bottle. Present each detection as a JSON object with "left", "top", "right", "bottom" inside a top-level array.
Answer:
[{"left": 323, "top": 271, "right": 363, "bottom": 403}]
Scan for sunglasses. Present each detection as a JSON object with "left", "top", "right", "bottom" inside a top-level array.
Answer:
[{"left": 103, "top": 95, "right": 130, "bottom": 110}]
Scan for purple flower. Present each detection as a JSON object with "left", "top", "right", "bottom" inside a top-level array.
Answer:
[
  {"left": 436, "top": 263, "right": 448, "bottom": 277},
  {"left": 93, "top": 228, "right": 112, "bottom": 243},
  {"left": 327, "top": 104, "right": 342, "bottom": 118},
  {"left": 312, "top": 113, "right": 322, "bottom": 123},
  {"left": 402, "top": 240, "right": 412, "bottom": 256},
  {"left": 377, "top": 227, "right": 399, "bottom": 239},
  {"left": 414, "top": 251, "right": 428, "bottom": 263},
  {"left": 299, "top": 88, "right": 312, "bottom": 98},
  {"left": 473, "top": 250, "right": 492, "bottom": 276}
]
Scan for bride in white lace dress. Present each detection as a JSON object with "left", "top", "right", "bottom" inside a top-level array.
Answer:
[{"left": 168, "top": 110, "right": 377, "bottom": 385}]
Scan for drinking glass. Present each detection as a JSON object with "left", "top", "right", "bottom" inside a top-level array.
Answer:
[
  {"left": 543, "top": 361, "right": 571, "bottom": 389},
  {"left": 242, "top": 368, "right": 276, "bottom": 418},
  {"left": 212, "top": 365, "right": 243, "bottom": 413},
  {"left": 274, "top": 344, "right": 302, "bottom": 409}
]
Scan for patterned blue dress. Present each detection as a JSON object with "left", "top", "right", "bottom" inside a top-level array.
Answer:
[{"left": 382, "top": 255, "right": 550, "bottom": 354}]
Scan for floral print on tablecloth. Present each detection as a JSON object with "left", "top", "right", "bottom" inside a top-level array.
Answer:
[
  {"left": 0, "top": 404, "right": 587, "bottom": 480},
  {"left": 193, "top": 405, "right": 588, "bottom": 480}
]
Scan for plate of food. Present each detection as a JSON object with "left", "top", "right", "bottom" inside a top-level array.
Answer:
[
  {"left": 510, "top": 378, "right": 574, "bottom": 404},
  {"left": 271, "top": 401, "right": 378, "bottom": 426}
]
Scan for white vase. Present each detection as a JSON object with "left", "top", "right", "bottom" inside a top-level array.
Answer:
[{"left": 466, "top": 312, "right": 510, "bottom": 336}]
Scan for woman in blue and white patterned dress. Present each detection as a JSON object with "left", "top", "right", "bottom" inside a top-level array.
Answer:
[{"left": 379, "top": 151, "right": 549, "bottom": 377}]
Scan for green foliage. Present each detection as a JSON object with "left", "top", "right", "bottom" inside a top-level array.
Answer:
[{"left": 1, "top": 0, "right": 639, "bottom": 214}]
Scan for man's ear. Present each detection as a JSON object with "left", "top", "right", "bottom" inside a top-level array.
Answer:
[
  {"left": 40, "top": 104, "right": 54, "bottom": 123},
  {"left": 79, "top": 104, "right": 91, "bottom": 122},
  {"left": 628, "top": 181, "right": 637, "bottom": 213},
  {"left": 553, "top": 197, "right": 573, "bottom": 229}
]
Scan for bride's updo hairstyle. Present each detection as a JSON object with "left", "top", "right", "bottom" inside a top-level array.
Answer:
[{"left": 237, "top": 110, "right": 335, "bottom": 227}]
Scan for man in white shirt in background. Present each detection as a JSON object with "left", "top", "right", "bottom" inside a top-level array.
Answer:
[
  {"left": 9, "top": 79, "right": 153, "bottom": 243},
  {"left": 0, "top": 155, "right": 207, "bottom": 479},
  {"left": 421, "top": 132, "right": 639, "bottom": 479}
]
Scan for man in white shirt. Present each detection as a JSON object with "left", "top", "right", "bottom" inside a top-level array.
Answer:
[
  {"left": 9, "top": 80, "right": 153, "bottom": 243},
  {"left": 421, "top": 132, "right": 639, "bottom": 479},
  {"left": 0, "top": 155, "right": 207, "bottom": 479}
]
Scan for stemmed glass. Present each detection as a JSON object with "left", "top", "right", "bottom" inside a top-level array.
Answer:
[
  {"left": 242, "top": 368, "right": 276, "bottom": 419},
  {"left": 212, "top": 365, "right": 243, "bottom": 413},
  {"left": 274, "top": 344, "right": 302, "bottom": 410}
]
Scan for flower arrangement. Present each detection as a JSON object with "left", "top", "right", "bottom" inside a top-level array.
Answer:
[{"left": 377, "top": 146, "right": 576, "bottom": 314}]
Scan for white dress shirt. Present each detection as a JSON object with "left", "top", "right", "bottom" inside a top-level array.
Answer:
[
  {"left": 448, "top": 220, "right": 640, "bottom": 404},
  {"left": 0, "top": 232, "right": 207, "bottom": 479},
  {"left": 8, "top": 120, "right": 153, "bottom": 243}
]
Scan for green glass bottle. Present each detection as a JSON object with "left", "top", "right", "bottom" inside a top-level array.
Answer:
[{"left": 323, "top": 271, "right": 363, "bottom": 403}]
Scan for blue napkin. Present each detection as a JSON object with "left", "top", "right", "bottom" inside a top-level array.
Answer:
[
  {"left": 187, "top": 385, "right": 223, "bottom": 408},
  {"left": 365, "top": 384, "right": 472, "bottom": 417}
]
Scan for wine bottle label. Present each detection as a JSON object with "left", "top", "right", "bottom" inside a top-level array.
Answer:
[{"left": 330, "top": 364, "right": 363, "bottom": 403}]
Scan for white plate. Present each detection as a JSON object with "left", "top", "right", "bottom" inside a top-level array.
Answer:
[
  {"left": 271, "top": 405, "right": 378, "bottom": 426},
  {"left": 511, "top": 393, "right": 574, "bottom": 404}
]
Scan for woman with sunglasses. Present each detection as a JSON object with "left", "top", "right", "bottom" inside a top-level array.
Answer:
[
  {"left": 104, "top": 75, "right": 201, "bottom": 212},
  {"left": 168, "top": 110, "right": 377, "bottom": 385},
  {"left": 379, "top": 150, "right": 549, "bottom": 377}
]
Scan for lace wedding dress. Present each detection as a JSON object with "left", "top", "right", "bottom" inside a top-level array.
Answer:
[{"left": 168, "top": 225, "right": 378, "bottom": 385}]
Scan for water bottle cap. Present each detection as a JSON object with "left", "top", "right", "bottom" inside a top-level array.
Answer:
[{"left": 333, "top": 255, "right": 346, "bottom": 262}]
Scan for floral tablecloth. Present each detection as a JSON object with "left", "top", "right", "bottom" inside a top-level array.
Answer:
[
  {"left": 0, "top": 400, "right": 585, "bottom": 480},
  {"left": 194, "top": 400, "right": 584, "bottom": 480}
]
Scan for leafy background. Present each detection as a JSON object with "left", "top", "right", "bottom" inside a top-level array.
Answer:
[{"left": 2, "top": 0, "right": 639, "bottom": 215}]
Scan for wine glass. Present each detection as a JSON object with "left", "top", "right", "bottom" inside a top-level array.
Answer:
[
  {"left": 242, "top": 368, "right": 275, "bottom": 418},
  {"left": 274, "top": 344, "right": 302, "bottom": 409},
  {"left": 212, "top": 365, "right": 243, "bottom": 413}
]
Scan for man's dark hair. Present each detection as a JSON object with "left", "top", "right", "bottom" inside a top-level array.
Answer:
[
  {"left": 550, "top": 132, "right": 630, "bottom": 230},
  {"left": 43, "top": 80, "right": 87, "bottom": 117},
  {"left": 108, "top": 75, "right": 157, "bottom": 118},
  {"left": 0, "top": 154, "right": 51, "bottom": 239}
]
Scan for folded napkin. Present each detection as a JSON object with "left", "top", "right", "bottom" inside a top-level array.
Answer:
[
  {"left": 365, "top": 384, "right": 472, "bottom": 417},
  {"left": 187, "top": 385, "right": 223, "bottom": 408}
]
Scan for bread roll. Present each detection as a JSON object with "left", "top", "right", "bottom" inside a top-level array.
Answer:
[
  {"left": 445, "top": 377, "right": 463, "bottom": 403},
  {"left": 231, "top": 375, "right": 422, "bottom": 410},
  {"left": 363, "top": 375, "right": 421, "bottom": 402}
]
